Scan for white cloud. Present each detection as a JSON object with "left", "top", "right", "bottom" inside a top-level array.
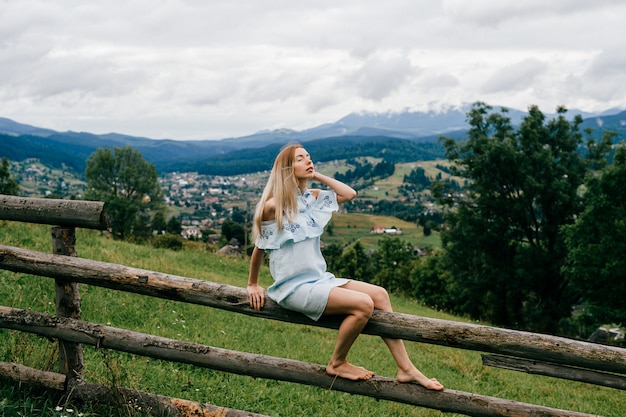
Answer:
[
  {"left": 442, "top": 0, "right": 622, "bottom": 27},
  {"left": 578, "top": 49, "right": 626, "bottom": 104},
  {"left": 352, "top": 54, "right": 417, "bottom": 101},
  {"left": 482, "top": 58, "right": 548, "bottom": 94},
  {"left": 0, "top": 0, "right": 625, "bottom": 139}
]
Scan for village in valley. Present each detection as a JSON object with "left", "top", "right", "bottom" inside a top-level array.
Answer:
[
  {"left": 9, "top": 158, "right": 432, "bottom": 256},
  {"left": 10, "top": 158, "right": 259, "bottom": 234},
  {"left": 159, "top": 170, "right": 262, "bottom": 247}
]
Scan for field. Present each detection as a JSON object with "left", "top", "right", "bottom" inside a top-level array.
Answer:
[
  {"left": 328, "top": 212, "right": 441, "bottom": 251},
  {"left": 0, "top": 220, "right": 621, "bottom": 417},
  {"left": 318, "top": 158, "right": 451, "bottom": 251},
  {"left": 341, "top": 159, "right": 462, "bottom": 202}
]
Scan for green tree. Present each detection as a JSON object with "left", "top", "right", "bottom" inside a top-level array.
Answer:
[
  {"left": 435, "top": 102, "right": 611, "bottom": 333},
  {"left": 152, "top": 210, "right": 168, "bottom": 233},
  {"left": 325, "top": 220, "right": 334, "bottom": 236},
  {"left": 84, "top": 146, "right": 163, "bottom": 240},
  {"left": 322, "top": 242, "right": 344, "bottom": 274},
  {"left": 403, "top": 167, "right": 430, "bottom": 192},
  {"left": 371, "top": 236, "right": 415, "bottom": 294},
  {"left": 166, "top": 215, "right": 182, "bottom": 235},
  {"left": 231, "top": 206, "right": 246, "bottom": 224},
  {"left": 221, "top": 218, "right": 245, "bottom": 246},
  {"left": 337, "top": 241, "right": 373, "bottom": 282},
  {"left": 407, "top": 250, "right": 452, "bottom": 311},
  {"left": 0, "top": 157, "right": 19, "bottom": 195},
  {"left": 563, "top": 144, "right": 626, "bottom": 327}
]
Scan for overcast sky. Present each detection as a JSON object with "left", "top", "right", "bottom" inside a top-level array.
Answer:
[{"left": 1, "top": 0, "right": 625, "bottom": 140}]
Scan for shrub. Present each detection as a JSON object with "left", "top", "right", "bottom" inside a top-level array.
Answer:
[{"left": 151, "top": 233, "right": 184, "bottom": 251}]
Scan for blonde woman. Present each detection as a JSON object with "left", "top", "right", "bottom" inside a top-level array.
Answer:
[{"left": 247, "top": 144, "right": 443, "bottom": 390}]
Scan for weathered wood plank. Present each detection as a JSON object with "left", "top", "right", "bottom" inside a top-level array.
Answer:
[
  {"left": 0, "top": 307, "right": 602, "bottom": 417},
  {"left": 66, "top": 379, "right": 272, "bottom": 417},
  {"left": 52, "top": 226, "right": 84, "bottom": 381},
  {"left": 482, "top": 354, "right": 626, "bottom": 390},
  {"left": 1, "top": 244, "right": 625, "bottom": 376},
  {"left": 0, "top": 361, "right": 65, "bottom": 391},
  {"left": 0, "top": 195, "right": 108, "bottom": 230},
  {"left": 0, "top": 361, "right": 269, "bottom": 417}
]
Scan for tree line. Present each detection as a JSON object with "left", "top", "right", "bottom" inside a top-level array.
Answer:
[
  {"left": 1, "top": 102, "right": 624, "bottom": 341},
  {"left": 322, "top": 103, "right": 623, "bottom": 340},
  {"left": 435, "top": 102, "right": 622, "bottom": 337},
  {"left": 334, "top": 158, "right": 395, "bottom": 184}
]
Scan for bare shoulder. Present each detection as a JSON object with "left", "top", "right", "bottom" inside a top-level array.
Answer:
[{"left": 262, "top": 198, "right": 277, "bottom": 221}]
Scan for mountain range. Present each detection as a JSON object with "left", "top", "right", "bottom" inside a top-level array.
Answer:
[{"left": 1, "top": 105, "right": 625, "bottom": 176}]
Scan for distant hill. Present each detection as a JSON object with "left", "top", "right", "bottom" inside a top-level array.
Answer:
[
  {"left": 1, "top": 106, "right": 625, "bottom": 176},
  {"left": 579, "top": 111, "right": 626, "bottom": 139},
  {"left": 185, "top": 136, "right": 451, "bottom": 176},
  {"left": 0, "top": 117, "right": 59, "bottom": 137}
]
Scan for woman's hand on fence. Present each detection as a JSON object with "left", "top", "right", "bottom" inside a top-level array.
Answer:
[{"left": 247, "top": 284, "right": 266, "bottom": 311}]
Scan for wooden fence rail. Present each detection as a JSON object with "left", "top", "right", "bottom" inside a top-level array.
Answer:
[
  {"left": 1, "top": 244, "right": 624, "bottom": 377},
  {"left": 0, "top": 306, "right": 602, "bottom": 417},
  {"left": 0, "top": 195, "right": 108, "bottom": 230},
  {"left": 0, "top": 361, "right": 270, "bottom": 417},
  {"left": 481, "top": 355, "right": 626, "bottom": 391},
  {"left": 0, "top": 196, "right": 623, "bottom": 417},
  {"left": 0, "top": 195, "right": 108, "bottom": 386}
]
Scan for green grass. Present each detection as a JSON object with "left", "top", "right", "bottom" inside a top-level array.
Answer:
[
  {"left": 0, "top": 220, "right": 621, "bottom": 417},
  {"left": 343, "top": 159, "right": 461, "bottom": 201},
  {"left": 327, "top": 212, "right": 441, "bottom": 251}
]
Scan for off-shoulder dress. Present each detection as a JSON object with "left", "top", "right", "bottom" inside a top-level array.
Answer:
[{"left": 255, "top": 189, "right": 350, "bottom": 321}]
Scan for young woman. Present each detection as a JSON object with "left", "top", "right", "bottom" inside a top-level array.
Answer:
[{"left": 247, "top": 144, "right": 443, "bottom": 390}]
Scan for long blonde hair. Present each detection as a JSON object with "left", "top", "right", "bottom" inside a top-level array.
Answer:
[{"left": 252, "top": 143, "right": 303, "bottom": 242}]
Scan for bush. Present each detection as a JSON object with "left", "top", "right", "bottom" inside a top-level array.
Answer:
[{"left": 151, "top": 233, "right": 184, "bottom": 251}]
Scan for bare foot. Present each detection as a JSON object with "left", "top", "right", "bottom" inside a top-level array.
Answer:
[
  {"left": 397, "top": 368, "right": 444, "bottom": 390},
  {"left": 326, "top": 361, "right": 375, "bottom": 381}
]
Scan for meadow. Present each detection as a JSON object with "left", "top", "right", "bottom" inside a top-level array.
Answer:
[
  {"left": 0, "top": 220, "right": 621, "bottom": 417},
  {"left": 325, "top": 212, "right": 441, "bottom": 251},
  {"left": 318, "top": 158, "right": 449, "bottom": 251}
]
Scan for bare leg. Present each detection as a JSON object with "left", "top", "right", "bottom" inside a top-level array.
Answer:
[
  {"left": 383, "top": 338, "right": 444, "bottom": 390},
  {"left": 323, "top": 286, "right": 376, "bottom": 380},
  {"left": 335, "top": 281, "right": 444, "bottom": 390}
]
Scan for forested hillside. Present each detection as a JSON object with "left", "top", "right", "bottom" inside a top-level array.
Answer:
[
  {"left": 186, "top": 136, "right": 448, "bottom": 176},
  {"left": 0, "top": 132, "right": 447, "bottom": 176},
  {"left": 2, "top": 107, "right": 624, "bottom": 176}
]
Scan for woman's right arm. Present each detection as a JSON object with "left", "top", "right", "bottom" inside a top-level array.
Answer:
[
  {"left": 312, "top": 172, "right": 356, "bottom": 204},
  {"left": 248, "top": 246, "right": 266, "bottom": 311}
]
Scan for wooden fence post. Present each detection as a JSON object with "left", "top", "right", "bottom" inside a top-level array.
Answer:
[{"left": 51, "top": 226, "right": 84, "bottom": 382}]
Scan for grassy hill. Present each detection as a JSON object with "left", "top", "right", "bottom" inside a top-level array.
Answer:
[
  {"left": 0, "top": 220, "right": 620, "bottom": 417},
  {"left": 327, "top": 212, "right": 441, "bottom": 251}
]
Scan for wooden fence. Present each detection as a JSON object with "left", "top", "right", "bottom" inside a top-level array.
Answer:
[{"left": 1, "top": 195, "right": 624, "bottom": 417}]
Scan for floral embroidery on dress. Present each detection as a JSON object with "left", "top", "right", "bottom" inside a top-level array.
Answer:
[
  {"left": 299, "top": 191, "right": 312, "bottom": 212},
  {"left": 320, "top": 194, "right": 333, "bottom": 209},
  {"left": 256, "top": 189, "right": 337, "bottom": 250},
  {"left": 283, "top": 223, "right": 301, "bottom": 233}
]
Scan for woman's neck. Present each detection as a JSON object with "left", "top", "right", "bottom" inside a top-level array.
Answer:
[{"left": 297, "top": 180, "right": 307, "bottom": 194}]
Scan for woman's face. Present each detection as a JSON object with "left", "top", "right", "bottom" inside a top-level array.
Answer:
[{"left": 292, "top": 147, "right": 314, "bottom": 180}]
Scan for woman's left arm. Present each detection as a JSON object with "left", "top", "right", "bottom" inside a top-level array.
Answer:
[
  {"left": 312, "top": 172, "right": 357, "bottom": 204},
  {"left": 248, "top": 246, "right": 266, "bottom": 311}
]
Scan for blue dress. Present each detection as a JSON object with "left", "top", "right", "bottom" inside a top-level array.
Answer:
[{"left": 255, "top": 189, "right": 350, "bottom": 321}]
